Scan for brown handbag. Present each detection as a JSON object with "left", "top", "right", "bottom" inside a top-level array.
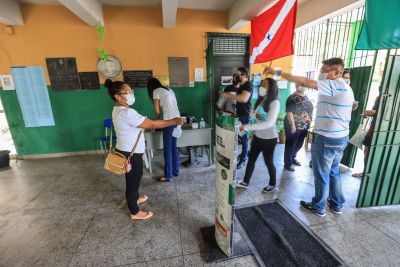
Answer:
[{"left": 104, "top": 125, "right": 143, "bottom": 175}]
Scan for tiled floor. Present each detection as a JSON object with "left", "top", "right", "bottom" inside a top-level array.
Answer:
[{"left": 0, "top": 145, "right": 399, "bottom": 267}]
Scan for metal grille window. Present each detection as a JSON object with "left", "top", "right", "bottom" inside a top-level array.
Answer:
[
  {"left": 293, "top": 5, "right": 376, "bottom": 76},
  {"left": 207, "top": 33, "right": 249, "bottom": 56},
  {"left": 212, "top": 37, "right": 246, "bottom": 55}
]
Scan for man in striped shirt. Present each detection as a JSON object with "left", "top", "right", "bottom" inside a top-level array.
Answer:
[{"left": 264, "top": 58, "right": 355, "bottom": 217}]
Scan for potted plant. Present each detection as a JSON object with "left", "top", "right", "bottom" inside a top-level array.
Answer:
[{"left": 277, "top": 114, "right": 286, "bottom": 144}]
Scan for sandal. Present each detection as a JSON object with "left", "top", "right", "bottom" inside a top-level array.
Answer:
[
  {"left": 352, "top": 173, "right": 364, "bottom": 177},
  {"left": 137, "top": 195, "right": 148, "bottom": 205},
  {"left": 159, "top": 177, "right": 172, "bottom": 182},
  {"left": 130, "top": 211, "right": 153, "bottom": 220}
]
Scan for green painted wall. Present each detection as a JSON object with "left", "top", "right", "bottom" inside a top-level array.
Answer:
[{"left": 0, "top": 82, "right": 209, "bottom": 156}]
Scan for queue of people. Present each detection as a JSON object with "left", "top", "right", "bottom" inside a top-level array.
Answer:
[
  {"left": 106, "top": 57, "right": 368, "bottom": 220},
  {"left": 222, "top": 58, "right": 361, "bottom": 217}
]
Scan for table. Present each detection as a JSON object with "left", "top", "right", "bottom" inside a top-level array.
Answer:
[{"left": 144, "top": 125, "right": 213, "bottom": 173}]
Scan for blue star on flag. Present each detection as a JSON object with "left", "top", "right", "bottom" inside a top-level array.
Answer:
[{"left": 267, "top": 33, "right": 271, "bottom": 41}]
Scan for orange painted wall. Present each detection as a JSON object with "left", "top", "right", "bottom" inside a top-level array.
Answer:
[{"left": 0, "top": 4, "right": 292, "bottom": 83}]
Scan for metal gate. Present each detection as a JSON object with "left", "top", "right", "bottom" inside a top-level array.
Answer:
[
  {"left": 293, "top": 5, "right": 376, "bottom": 167},
  {"left": 357, "top": 53, "right": 400, "bottom": 207}
]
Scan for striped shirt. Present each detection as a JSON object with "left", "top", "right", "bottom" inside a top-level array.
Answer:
[{"left": 314, "top": 78, "right": 354, "bottom": 138}]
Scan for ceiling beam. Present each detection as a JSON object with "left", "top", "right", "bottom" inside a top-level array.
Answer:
[
  {"left": 296, "top": 0, "right": 362, "bottom": 30},
  {"left": 228, "top": 0, "right": 277, "bottom": 30},
  {"left": 0, "top": 0, "right": 23, "bottom": 26},
  {"left": 57, "top": 0, "right": 104, "bottom": 26},
  {"left": 162, "top": 0, "right": 178, "bottom": 28}
]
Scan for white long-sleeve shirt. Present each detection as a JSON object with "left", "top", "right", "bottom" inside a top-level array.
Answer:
[{"left": 246, "top": 100, "right": 280, "bottom": 140}]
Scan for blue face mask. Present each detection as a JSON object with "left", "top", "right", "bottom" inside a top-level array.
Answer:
[{"left": 125, "top": 92, "right": 135, "bottom": 106}]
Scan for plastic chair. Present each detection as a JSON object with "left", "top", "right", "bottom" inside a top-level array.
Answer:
[{"left": 99, "top": 119, "right": 116, "bottom": 154}]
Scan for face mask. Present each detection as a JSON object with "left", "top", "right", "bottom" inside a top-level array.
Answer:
[
  {"left": 344, "top": 79, "right": 351, "bottom": 85},
  {"left": 125, "top": 92, "right": 135, "bottom": 105},
  {"left": 297, "top": 87, "right": 306, "bottom": 93},
  {"left": 259, "top": 86, "right": 267, "bottom": 97},
  {"left": 234, "top": 75, "right": 242, "bottom": 83},
  {"left": 318, "top": 72, "right": 328, "bottom": 81}
]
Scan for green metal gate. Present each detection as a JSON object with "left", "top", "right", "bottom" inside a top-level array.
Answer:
[
  {"left": 357, "top": 54, "right": 400, "bottom": 207},
  {"left": 341, "top": 65, "right": 373, "bottom": 167}
]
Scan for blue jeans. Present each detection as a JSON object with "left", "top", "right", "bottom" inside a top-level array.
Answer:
[
  {"left": 311, "top": 134, "right": 348, "bottom": 212},
  {"left": 238, "top": 116, "right": 251, "bottom": 162},
  {"left": 284, "top": 126, "right": 308, "bottom": 167},
  {"left": 163, "top": 125, "right": 179, "bottom": 179}
]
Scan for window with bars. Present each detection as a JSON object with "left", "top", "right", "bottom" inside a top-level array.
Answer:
[
  {"left": 207, "top": 33, "right": 249, "bottom": 56},
  {"left": 212, "top": 37, "right": 247, "bottom": 55},
  {"left": 293, "top": 5, "right": 376, "bottom": 77}
]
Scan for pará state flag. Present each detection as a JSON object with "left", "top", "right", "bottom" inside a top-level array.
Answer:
[
  {"left": 250, "top": 0, "right": 297, "bottom": 64},
  {"left": 355, "top": 0, "right": 400, "bottom": 50}
]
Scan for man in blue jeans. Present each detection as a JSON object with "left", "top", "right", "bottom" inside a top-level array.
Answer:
[{"left": 264, "top": 58, "right": 355, "bottom": 216}]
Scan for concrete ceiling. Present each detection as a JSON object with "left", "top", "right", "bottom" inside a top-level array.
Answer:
[
  {"left": 18, "top": 0, "right": 311, "bottom": 10},
  {"left": 9, "top": 0, "right": 317, "bottom": 29}
]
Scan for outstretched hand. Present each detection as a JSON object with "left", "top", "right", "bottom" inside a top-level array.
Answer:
[{"left": 263, "top": 67, "right": 275, "bottom": 76}]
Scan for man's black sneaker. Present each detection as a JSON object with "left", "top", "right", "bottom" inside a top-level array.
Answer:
[
  {"left": 236, "top": 181, "right": 249, "bottom": 188},
  {"left": 262, "top": 185, "right": 277, "bottom": 193},
  {"left": 284, "top": 165, "right": 295, "bottom": 171},
  {"left": 293, "top": 159, "right": 301, "bottom": 166},
  {"left": 237, "top": 160, "right": 246, "bottom": 169},
  {"left": 327, "top": 201, "right": 343, "bottom": 215},
  {"left": 300, "top": 201, "right": 326, "bottom": 217}
]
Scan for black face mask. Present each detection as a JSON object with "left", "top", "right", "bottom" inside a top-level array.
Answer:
[{"left": 234, "top": 75, "right": 241, "bottom": 83}]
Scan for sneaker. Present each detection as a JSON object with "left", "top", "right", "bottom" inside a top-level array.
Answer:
[
  {"left": 293, "top": 159, "right": 301, "bottom": 166},
  {"left": 236, "top": 181, "right": 249, "bottom": 189},
  {"left": 262, "top": 185, "right": 277, "bottom": 193},
  {"left": 284, "top": 165, "right": 295, "bottom": 171},
  {"left": 237, "top": 160, "right": 246, "bottom": 169},
  {"left": 327, "top": 201, "right": 343, "bottom": 215},
  {"left": 300, "top": 201, "right": 326, "bottom": 217}
]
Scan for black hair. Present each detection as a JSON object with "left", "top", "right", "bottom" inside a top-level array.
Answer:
[
  {"left": 343, "top": 69, "right": 350, "bottom": 75},
  {"left": 147, "top": 77, "right": 169, "bottom": 99},
  {"left": 322, "top": 57, "right": 345, "bottom": 69},
  {"left": 237, "top": 67, "right": 249, "bottom": 78},
  {"left": 254, "top": 78, "right": 279, "bottom": 113},
  {"left": 105, "top": 79, "right": 127, "bottom": 101}
]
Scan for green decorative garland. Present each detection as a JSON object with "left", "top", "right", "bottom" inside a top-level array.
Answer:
[{"left": 95, "top": 23, "right": 109, "bottom": 61}]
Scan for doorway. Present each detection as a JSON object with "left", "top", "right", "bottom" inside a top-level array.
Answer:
[
  {"left": 0, "top": 98, "right": 16, "bottom": 155},
  {"left": 206, "top": 33, "right": 250, "bottom": 127},
  {"left": 357, "top": 52, "right": 400, "bottom": 207}
]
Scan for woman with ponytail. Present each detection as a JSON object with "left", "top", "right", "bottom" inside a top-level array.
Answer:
[
  {"left": 147, "top": 78, "right": 181, "bottom": 182},
  {"left": 236, "top": 78, "right": 280, "bottom": 193},
  {"left": 105, "top": 79, "right": 185, "bottom": 221}
]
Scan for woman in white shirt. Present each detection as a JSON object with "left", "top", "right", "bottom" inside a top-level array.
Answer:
[
  {"left": 105, "top": 79, "right": 184, "bottom": 221},
  {"left": 147, "top": 78, "right": 181, "bottom": 182},
  {"left": 236, "top": 78, "right": 280, "bottom": 193}
]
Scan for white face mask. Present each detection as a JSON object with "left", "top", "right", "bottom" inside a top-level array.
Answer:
[
  {"left": 297, "top": 87, "right": 306, "bottom": 93},
  {"left": 259, "top": 86, "right": 267, "bottom": 97},
  {"left": 125, "top": 92, "right": 135, "bottom": 106},
  {"left": 318, "top": 72, "right": 328, "bottom": 81},
  {"left": 344, "top": 79, "right": 351, "bottom": 85}
]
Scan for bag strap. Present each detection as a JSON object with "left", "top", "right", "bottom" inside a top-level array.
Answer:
[
  {"left": 127, "top": 131, "right": 143, "bottom": 161},
  {"left": 109, "top": 124, "right": 113, "bottom": 151}
]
